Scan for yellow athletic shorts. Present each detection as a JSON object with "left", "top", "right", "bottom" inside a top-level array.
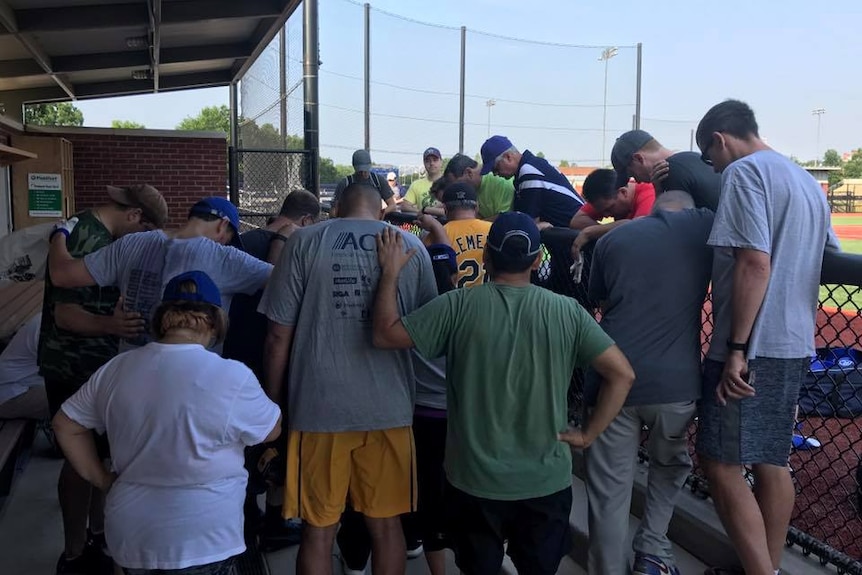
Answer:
[{"left": 284, "top": 426, "right": 417, "bottom": 527}]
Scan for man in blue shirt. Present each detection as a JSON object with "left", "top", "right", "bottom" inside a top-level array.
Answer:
[{"left": 479, "top": 135, "right": 584, "bottom": 228}]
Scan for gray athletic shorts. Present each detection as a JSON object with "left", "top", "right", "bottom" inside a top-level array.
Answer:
[{"left": 696, "top": 357, "right": 807, "bottom": 466}]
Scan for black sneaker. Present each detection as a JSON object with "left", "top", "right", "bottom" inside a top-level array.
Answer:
[
  {"left": 259, "top": 517, "right": 302, "bottom": 553},
  {"left": 55, "top": 553, "right": 92, "bottom": 575}
]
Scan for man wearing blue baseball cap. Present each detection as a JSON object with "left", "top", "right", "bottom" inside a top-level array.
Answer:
[
  {"left": 372, "top": 211, "right": 635, "bottom": 575},
  {"left": 402, "top": 147, "right": 445, "bottom": 213},
  {"left": 479, "top": 135, "right": 584, "bottom": 228},
  {"left": 47, "top": 195, "right": 273, "bottom": 352}
]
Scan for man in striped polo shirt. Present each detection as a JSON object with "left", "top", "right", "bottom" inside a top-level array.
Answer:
[{"left": 479, "top": 135, "right": 584, "bottom": 228}]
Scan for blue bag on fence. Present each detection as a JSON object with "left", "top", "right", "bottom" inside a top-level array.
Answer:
[{"left": 799, "top": 347, "right": 862, "bottom": 418}]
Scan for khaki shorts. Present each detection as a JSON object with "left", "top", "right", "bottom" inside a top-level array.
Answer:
[{"left": 284, "top": 427, "right": 417, "bottom": 527}]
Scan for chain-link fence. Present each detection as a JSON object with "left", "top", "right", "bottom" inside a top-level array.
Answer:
[
  {"left": 317, "top": 0, "right": 644, "bottom": 177},
  {"left": 233, "top": 149, "right": 313, "bottom": 231},
  {"left": 517, "top": 225, "right": 862, "bottom": 573}
]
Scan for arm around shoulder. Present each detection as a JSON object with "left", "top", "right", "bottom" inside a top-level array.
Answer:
[{"left": 48, "top": 234, "right": 97, "bottom": 288}]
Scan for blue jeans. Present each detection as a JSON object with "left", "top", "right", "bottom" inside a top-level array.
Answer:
[{"left": 123, "top": 557, "right": 236, "bottom": 575}]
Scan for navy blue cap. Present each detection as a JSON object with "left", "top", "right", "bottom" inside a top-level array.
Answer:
[
  {"left": 426, "top": 244, "right": 458, "bottom": 276},
  {"left": 442, "top": 182, "right": 478, "bottom": 205},
  {"left": 488, "top": 212, "right": 541, "bottom": 260},
  {"left": 162, "top": 270, "right": 222, "bottom": 308},
  {"left": 189, "top": 197, "right": 243, "bottom": 249},
  {"left": 479, "top": 135, "right": 514, "bottom": 175},
  {"left": 423, "top": 147, "right": 442, "bottom": 160}
]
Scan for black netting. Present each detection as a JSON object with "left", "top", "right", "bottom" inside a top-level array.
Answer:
[
  {"left": 233, "top": 150, "right": 312, "bottom": 231},
  {"left": 510, "top": 227, "right": 862, "bottom": 573}
]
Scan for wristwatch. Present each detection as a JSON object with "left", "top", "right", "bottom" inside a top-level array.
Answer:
[{"left": 726, "top": 339, "right": 749, "bottom": 353}]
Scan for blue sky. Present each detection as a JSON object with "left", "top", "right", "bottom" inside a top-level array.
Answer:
[{"left": 77, "top": 0, "right": 862, "bottom": 168}]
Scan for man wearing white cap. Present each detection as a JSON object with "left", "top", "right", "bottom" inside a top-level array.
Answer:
[{"left": 386, "top": 172, "right": 404, "bottom": 202}]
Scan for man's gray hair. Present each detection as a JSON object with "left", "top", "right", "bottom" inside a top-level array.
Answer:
[
  {"left": 652, "top": 190, "right": 695, "bottom": 213},
  {"left": 494, "top": 146, "right": 519, "bottom": 166}
]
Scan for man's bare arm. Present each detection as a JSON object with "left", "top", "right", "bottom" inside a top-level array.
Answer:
[
  {"left": 55, "top": 297, "right": 145, "bottom": 340},
  {"left": 263, "top": 321, "right": 295, "bottom": 405},
  {"left": 53, "top": 412, "right": 116, "bottom": 491},
  {"left": 372, "top": 228, "right": 417, "bottom": 350},
  {"left": 569, "top": 212, "right": 600, "bottom": 231},
  {"left": 48, "top": 234, "right": 96, "bottom": 288}
]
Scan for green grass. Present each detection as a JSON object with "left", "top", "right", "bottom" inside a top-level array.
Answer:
[
  {"left": 819, "top": 237, "right": 862, "bottom": 309},
  {"left": 831, "top": 215, "right": 862, "bottom": 226}
]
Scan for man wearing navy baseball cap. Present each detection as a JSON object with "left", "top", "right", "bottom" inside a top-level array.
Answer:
[
  {"left": 47, "top": 195, "right": 273, "bottom": 351},
  {"left": 479, "top": 135, "right": 584, "bottom": 228},
  {"left": 402, "top": 146, "right": 445, "bottom": 213},
  {"left": 372, "top": 211, "right": 635, "bottom": 575}
]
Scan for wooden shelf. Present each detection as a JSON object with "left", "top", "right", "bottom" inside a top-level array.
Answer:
[{"left": 0, "top": 143, "right": 37, "bottom": 166}]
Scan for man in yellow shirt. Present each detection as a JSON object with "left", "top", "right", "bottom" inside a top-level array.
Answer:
[
  {"left": 402, "top": 147, "right": 444, "bottom": 213},
  {"left": 416, "top": 182, "right": 492, "bottom": 288}
]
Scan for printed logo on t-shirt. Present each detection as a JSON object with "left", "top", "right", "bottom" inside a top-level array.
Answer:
[{"left": 331, "top": 232, "right": 377, "bottom": 251}]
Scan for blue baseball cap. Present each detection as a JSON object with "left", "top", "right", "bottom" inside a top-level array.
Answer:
[
  {"left": 423, "top": 147, "right": 442, "bottom": 160},
  {"left": 162, "top": 270, "right": 222, "bottom": 308},
  {"left": 426, "top": 244, "right": 458, "bottom": 276},
  {"left": 189, "top": 196, "right": 243, "bottom": 249},
  {"left": 480, "top": 135, "right": 514, "bottom": 175},
  {"left": 488, "top": 211, "right": 542, "bottom": 261}
]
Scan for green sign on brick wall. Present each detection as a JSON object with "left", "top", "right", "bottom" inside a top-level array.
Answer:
[{"left": 28, "top": 173, "right": 63, "bottom": 218}]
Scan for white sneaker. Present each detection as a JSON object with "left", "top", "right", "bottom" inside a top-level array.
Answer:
[
  {"left": 406, "top": 543, "right": 424, "bottom": 559},
  {"left": 340, "top": 554, "right": 367, "bottom": 575}
]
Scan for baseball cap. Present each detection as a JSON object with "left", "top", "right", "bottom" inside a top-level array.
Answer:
[
  {"left": 386, "top": 171, "right": 397, "bottom": 181},
  {"left": 352, "top": 149, "right": 372, "bottom": 172},
  {"left": 427, "top": 244, "right": 458, "bottom": 276},
  {"left": 423, "top": 147, "right": 441, "bottom": 160},
  {"left": 441, "top": 182, "right": 478, "bottom": 206},
  {"left": 479, "top": 135, "right": 514, "bottom": 175},
  {"left": 610, "top": 129, "right": 653, "bottom": 188},
  {"left": 188, "top": 196, "right": 243, "bottom": 249},
  {"left": 162, "top": 270, "right": 222, "bottom": 308},
  {"left": 488, "top": 211, "right": 542, "bottom": 261},
  {"left": 106, "top": 184, "right": 168, "bottom": 228}
]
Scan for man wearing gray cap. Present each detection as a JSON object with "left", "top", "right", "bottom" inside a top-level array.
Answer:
[
  {"left": 402, "top": 147, "right": 445, "bottom": 213},
  {"left": 332, "top": 149, "right": 396, "bottom": 217},
  {"left": 611, "top": 130, "right": 721, "bottom": 211}
]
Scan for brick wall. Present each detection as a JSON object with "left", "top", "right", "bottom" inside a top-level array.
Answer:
[{"left": 56, "top": 131, "right": 227, "bottom": 228}]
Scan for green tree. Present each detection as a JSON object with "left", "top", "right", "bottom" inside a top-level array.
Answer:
[
  {"left": 24, "top": 102, "right": 84, "bottom": 127},
  {"left": 823, "top": 149, "right": 842, "bottom": 167},
  {"left": 176, "top": 105, "right": 230, "bottom": 135},
  {"left": 559, "top": 159, "right": 570, "bottom": 167},
  {"left": 842, "top": 149, "right": 862, "bottom": 180},
  {"left": 536, "top": 151, "right": 545, "bottom": 159},
  {"left": 111, "top": 119, "right": 145, "bottom": 129}
]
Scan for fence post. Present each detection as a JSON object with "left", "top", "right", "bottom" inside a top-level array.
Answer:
[
  {"left": 229, "top": 81, "right": 239, "bottom": 204},
  {"left": 304, "top": 0, "right": 321, "bottom": 194},
  {"left": 364, "top": 3, "right": 371, "bottom": 151},
  {"left": 459, "top": 26, "right": 466, "bottom": 154}
]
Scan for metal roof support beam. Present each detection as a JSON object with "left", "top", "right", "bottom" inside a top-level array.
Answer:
[
  {"left": 74, "top": 71, "right": 231, "bottom": 98},
  {"left": 148, "top": 0, "right": 162, "bottom": 92},
  {"left": 0, "top": 0, "right": 75, "bottom": 99},
  {"left": 11, "top": 0, "right": 282, "bottom": 33},
  {"left": 51, "top": 44, "right": 253, "bottom": 74}
]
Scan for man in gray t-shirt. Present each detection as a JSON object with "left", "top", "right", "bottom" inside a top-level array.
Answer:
[
  {"left": 584, "top": 191, "right": 712, "bottom": 575},
  {"left": 258, "top": 183, "right": 436, "bottom": 574},
  {"left": 694, "top": 100, "right": 840, "bottom": 575},
  {"left": 48, "top": 197, "right": 272, "bottom": 351}
]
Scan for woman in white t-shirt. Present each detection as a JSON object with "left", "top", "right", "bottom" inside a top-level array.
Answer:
[{"left": 53, "top": 270, "right": 282, "bottom": 575}]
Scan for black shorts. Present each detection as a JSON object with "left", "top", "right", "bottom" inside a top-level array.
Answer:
[
  {"left": 413, "top": 413, "right": 448, "bottom": 552},
  {"left": 45, "top": 377, "right": 110, "bottom": 460},
  {"left": 446, "top": 482, "right": 572, "bottom": 575}
]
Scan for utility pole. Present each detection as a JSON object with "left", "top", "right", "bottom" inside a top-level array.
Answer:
[{"left": 599, "top": 47, "right": 618, "bottom": 167}]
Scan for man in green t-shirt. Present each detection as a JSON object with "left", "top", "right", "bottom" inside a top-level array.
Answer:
[
  {"left": 402, "top": 147, "right": 444, "bottom": 213},
  {"left": 371, "top": 212, "right": 634, "bottom": 575},
  {"left": 443, "top": 153, "right": 514, "bottom": 221}
]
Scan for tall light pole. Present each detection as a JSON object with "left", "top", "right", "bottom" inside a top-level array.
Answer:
[
  {"left": 486, "top": 99, "right": 496, "bottom": 138},
  {"left": 599, "top": 47, "right": 618, "bottom": 167},
  {"left": 812, "top": 108, "right": 825, "bottom": 166}
]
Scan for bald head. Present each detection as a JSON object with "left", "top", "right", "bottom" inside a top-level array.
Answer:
[
  {"left": 339, "top": 183, "right": 384, "bottom": 218},
  {"left": 652, "top": 190, "right": 695, "bottom": 213}
]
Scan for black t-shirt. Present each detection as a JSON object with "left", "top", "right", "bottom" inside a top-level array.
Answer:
[
  {"left": 512, "top": 150, "right": 584, "bottom": 227},
  {"left": 333, "top": 172, "right": 393, "bottom": 205},
  {"left": 661, "top": 151, "right": 722, "bottom": 211},
  {"left": 222, "top": 228, "right": 275, "bottom": 377}
]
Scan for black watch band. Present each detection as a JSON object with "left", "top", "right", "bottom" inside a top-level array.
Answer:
[{"left": 726, "top": 339, "right": 748, "bottom": 353}]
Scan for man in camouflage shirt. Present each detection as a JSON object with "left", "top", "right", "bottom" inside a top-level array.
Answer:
[{"left": 39, "top": 184, "right": 167, "bottom": 575}]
